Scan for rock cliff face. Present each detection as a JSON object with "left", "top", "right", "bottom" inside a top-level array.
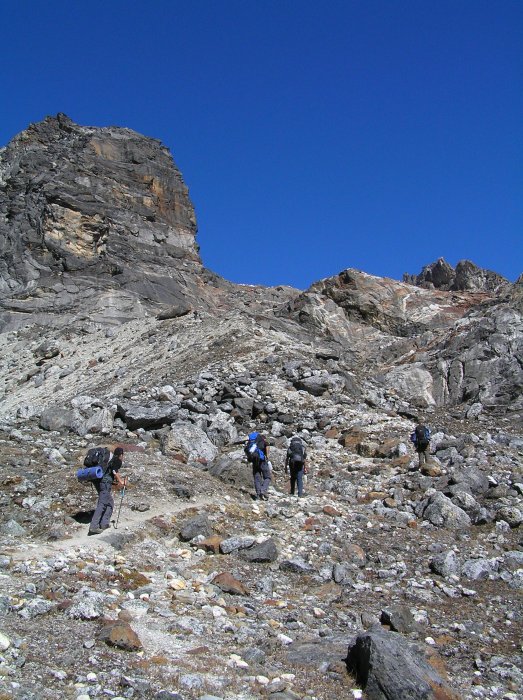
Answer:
[
  {"left": 277, "top": 266, "right": 522, "bottom": 412},
  {"left": 0, "top": 114, "right": 227, "bottom": 331},
  {"left": 0, "top": 116, "right": 522, "bottom": 700}
]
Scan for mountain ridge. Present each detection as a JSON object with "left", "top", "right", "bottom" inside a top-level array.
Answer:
[{"left": 0, "top": 115, "right": 521, "bottom": 700}]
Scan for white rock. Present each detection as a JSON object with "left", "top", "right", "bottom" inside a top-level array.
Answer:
[
  {"left": 461, "top": 587, "right": 477, "bottom": 597},
  {"left": 229, "top": 654, "right": 249, "bottom": 668},
  {"left": 0, "top": 632, "right": 10, "bottom": 651},
  {"left": 50, "top": 670, "right": 68, "bottom": 680},
  {"left": 168, "top": 578, "right": 187, "bottom": 590}
]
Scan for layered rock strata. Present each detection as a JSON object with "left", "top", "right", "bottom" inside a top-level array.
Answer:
[{"left": 0, "top": 113, "right": 220, "bottom": 330}]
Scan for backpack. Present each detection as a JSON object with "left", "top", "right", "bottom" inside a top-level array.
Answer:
[
  {"left": 413, "top": 425, "right": 430, "bottom": 449},
  {"left": 83, "top": 447, "right": 110, "bottom": 468},
  {"left": 78, "top": 447, "right": 111, "bottom": 483},
  {"left": 288, "top": 438, "right": 305, "bottom": 463},
  {"left": 245, "top": 432, "right": 266, "bottom": 462}
]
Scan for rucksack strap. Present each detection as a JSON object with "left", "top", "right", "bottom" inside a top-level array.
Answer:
[{"left": 99, "top": 452, "right": 114, "bottom": 480}]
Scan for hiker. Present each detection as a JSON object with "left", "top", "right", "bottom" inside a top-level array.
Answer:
[
  {"left": 285, "top": 435, "right": 307, "bottom": 497},
  {"left": 244, "top": 431, "right": 271, "bottom": 500},
  {"left": 89, "top": 447, "right": 126, "bottom": 535},
  {"left": 410, "top": 423, "right": 431, "bottom": 467}
]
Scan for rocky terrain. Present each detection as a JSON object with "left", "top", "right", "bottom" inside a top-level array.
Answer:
[{"left": 0, "top": 116, "right": 522, "bottom": 700}]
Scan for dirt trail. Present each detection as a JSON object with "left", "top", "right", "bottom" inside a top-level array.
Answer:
[{"left": 8, "top": 495, "right": 218, "bottom": 561}]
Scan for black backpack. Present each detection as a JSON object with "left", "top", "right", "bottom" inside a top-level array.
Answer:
[
  {"left": 289, "top": 438, "right": 305, "bottom": 462},
  {"left": 414, "top": 425, "right": 430, "bottom": 449},
  {"left": 84, "top": 447, "right": 110, "bottom": 468}
]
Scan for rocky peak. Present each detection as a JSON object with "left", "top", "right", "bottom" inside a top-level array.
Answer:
[
  {"left": 403, "top": 257, "right": 508, "bottom": 293},
  {"left": 0, "top": 114, "right": 207, "bottom": 330}
]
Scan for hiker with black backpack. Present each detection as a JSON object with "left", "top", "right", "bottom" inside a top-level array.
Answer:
[
  {"left": 87, "top": 446, "right": 126, "bottom": 535},
  {"left": 410, "top": 423, "right": 431, "bottom": 467},
  {"left": 244, "top": 431, "right": 271, "bottom": 501},
  {"left": 285, "top": 435, "right": 307, "bottom": 498}
]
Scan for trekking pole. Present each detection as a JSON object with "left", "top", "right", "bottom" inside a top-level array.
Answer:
[{"left": 114, "top": 478, "right": 127, "bottom": 529}]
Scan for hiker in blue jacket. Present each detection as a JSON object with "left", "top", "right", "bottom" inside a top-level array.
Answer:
[
  {"left": 89, "top": 447, "right": 126, "bottom": 535},
  {"left": 410, "top": 424, "right": 431, "bottom": 467},
  {"left": 245, "top": 431, "right": 271, "bottom": 500}
]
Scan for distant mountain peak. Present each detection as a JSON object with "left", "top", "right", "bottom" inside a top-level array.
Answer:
[{"left": 403, "top": 257, "right": 508, "bottom": 292}]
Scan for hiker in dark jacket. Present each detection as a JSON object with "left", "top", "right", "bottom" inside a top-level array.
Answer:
[
  {"left": 410, "top": 424, "right": 431, "bottom": 467},
  {"left": 245, "top": 431, "right": 271, "bottom": 500},
  {"left": 285, "top": 436, "right": 307, "bottom": 497},
  {"left": 89, "top": 447, "right": 126, "bottom": 535}
]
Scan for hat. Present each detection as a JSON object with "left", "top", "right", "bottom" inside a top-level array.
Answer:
[{"left": 114, "top": 447, "right": 124, "bottom": 456}]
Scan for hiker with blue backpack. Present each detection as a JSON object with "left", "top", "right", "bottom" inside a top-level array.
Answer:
[
  {"left": 86, "top": 446, "right": 127, "bottom": 535},
  {"left": 244, "top": 431, "right": 271, "bottom": 501},
  {"left": 410, "top": 423, "right": 431, "bottom": 467}
]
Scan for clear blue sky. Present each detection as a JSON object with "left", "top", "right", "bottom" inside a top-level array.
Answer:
[{"left": 1, "top": 1, "right": 521, "bottom": 289}]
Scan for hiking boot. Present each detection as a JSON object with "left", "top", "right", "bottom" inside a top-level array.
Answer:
[
  {"left": 88, "top": 527, "right": 103, "bottom": 535},
  {"left": 298, "top": 494, "right": 306, "bottom": 498},
  {"left": 101, "top": 524, "right": 111, "bottom": 530},
  {"left": 261, "top": 494, "right": 269, "bottom": 501}
]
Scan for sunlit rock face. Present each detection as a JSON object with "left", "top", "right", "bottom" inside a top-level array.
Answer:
[
  {"left": 277, "top": 266, "right": 522, "bottom": 411},
  {"left": 0, "top": 113, "right": 206, "bottom": 330}
]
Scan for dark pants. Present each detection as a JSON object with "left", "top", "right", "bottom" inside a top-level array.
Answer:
[
  {"left": 417, "top": 445, "right": 429, "bottom": 467},
  {"left": 91, "top": 481, "right": 114, "bottom": 529},
  {"left": 252, "top": 456, "right": 271, "bottom": 497},
  {"left": 289, "top": 460, "right": 304, "bottom": 496}
]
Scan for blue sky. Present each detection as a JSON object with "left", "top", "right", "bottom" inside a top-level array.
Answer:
[{"left": 1, "top": 1, "right": 521, "bottom": 289}]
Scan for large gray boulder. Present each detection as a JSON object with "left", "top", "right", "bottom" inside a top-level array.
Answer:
[
  {"left": 162, "top": 421, "right": 218, "bottom": 463},
  {"left": 384, "top": 365, "right": 435, "bottom": 407},
  {"left": 208, "top": 453, "right": 253, "bottom": 491},
  {"left": 85, "top": 407, "right": 115, "bottom": 434},
  {"left": 429, "top": 550, "right": 461, "bottom": 579},
  {"left": 448, "top": 465, "right": 489, "bottom": 496},
  {"left": 39, "top": 406, "right": 86, "bottom": 435},
  {"left": 179, "top": 514, "right": 212, "bottom": 542},
  {"left": 205, "top": 409, "right": 238, "bottom": 447},
  {"left": 416, "top": 490, "right": 471, "bottom": 530},
  {"left": 346, "top": 629, "right": 459, "bottom": 700},
  {"left": 240, "top": 538, "right": 279, "bottom": 563},
  {"left": 117, "top": 402, "right": 179, "bottom": 431}
]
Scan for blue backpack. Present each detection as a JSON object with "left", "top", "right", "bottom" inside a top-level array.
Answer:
[{"left": 245, "top": 432, "right": 266, "bottom": 462}]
